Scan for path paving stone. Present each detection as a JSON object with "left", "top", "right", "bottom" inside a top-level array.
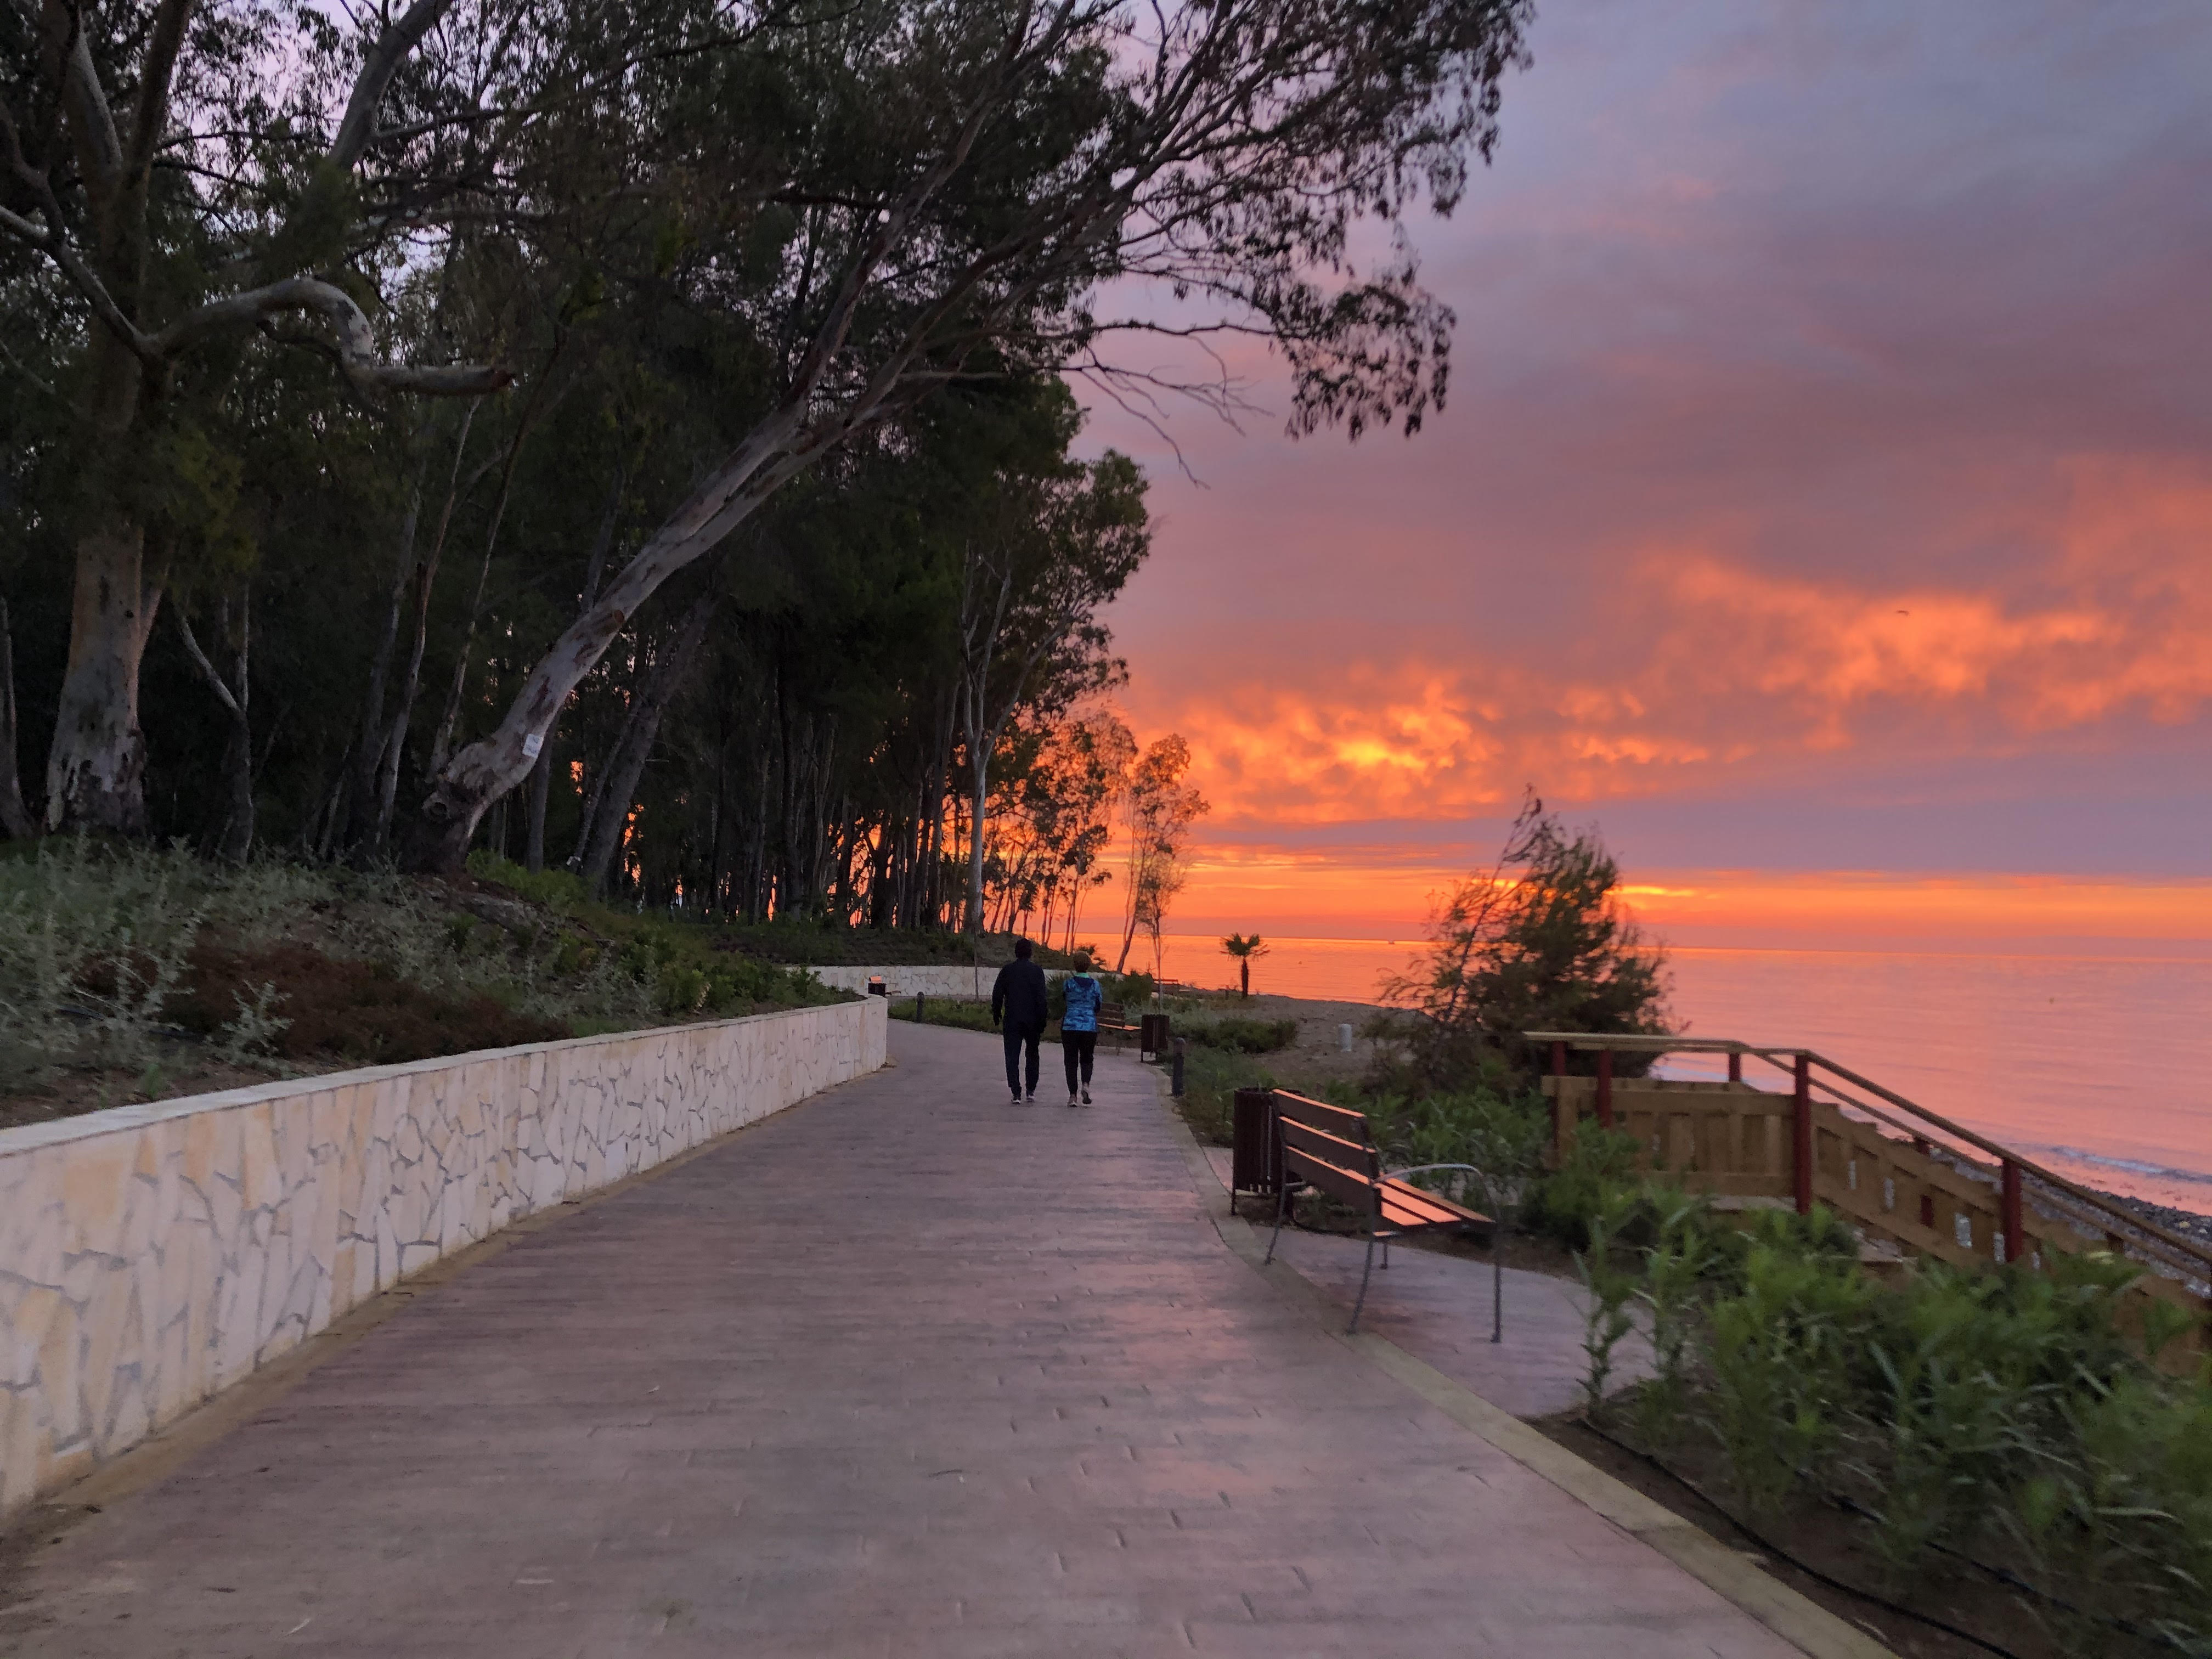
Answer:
[
  {"left": 1200, "top": 1144, "right": 1655, "bottom": 1419},
  {"left": 1, "top": 1023, "right": 1797, "bottom": 1657}
]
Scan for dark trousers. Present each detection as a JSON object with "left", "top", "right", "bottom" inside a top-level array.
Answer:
[
  {"left": 1062, "top": 1030, "right": 1097, "bottom": 1095},
  {"left": 1003, "top": 1024, "right": 1043, "bottom": 1096}
]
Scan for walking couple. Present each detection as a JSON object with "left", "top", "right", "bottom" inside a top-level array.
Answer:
[{"left": 990, "top": 939, "right": 1103, "bottom": 1107}]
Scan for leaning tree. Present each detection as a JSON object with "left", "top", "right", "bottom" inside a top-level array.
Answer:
[{"left": 398, "top": 0, "right": 1535, "bottom": 870}]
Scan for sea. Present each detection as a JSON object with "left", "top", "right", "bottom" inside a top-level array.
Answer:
[{"left": 1150, "top": 933, "right": 2212, "bottom": 1212}]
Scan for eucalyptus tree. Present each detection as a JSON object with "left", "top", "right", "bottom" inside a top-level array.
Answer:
[
  {"left": 405, "top": 0, "right": 1535, "bottom": 867},
  {"left": 0, "top": 0, "right": 527, "bottom": 833},
  {"left": 952, "top": 392, "right": 1146, "bottom": 935}
]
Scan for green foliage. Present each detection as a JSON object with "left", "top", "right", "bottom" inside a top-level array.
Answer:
[
  {"left": 888, "top": 997, "right": 1000, "bottom": 1034},
  {"left": 1379, "top": 791, "right": 1672, "bottom": 1092},
  {"left": 1634, "top": 1188, "right": 1718, "bottom": 1448},
  {"left": 1575, "top": 1183, "right": 1647, "bottom": 1419},
  {"left": 1179, "top": 1017, "right": 1299, "bottom": 1054},
  {"left": 1176, "top": 1042, "right": 1279, "bottom": 1147},
  {"left": 1524, "top": 1122, "right": 1645, "bottom": 1250},
  {"left": 0, "top": 843, "right": 839, "bottom": 1110},
  {"left": 1565, "top": 1179, "right": 2212, "bottom": 1652},
  {"left": 1110, "top": 971, "right": 1157, "bottom": 1004},
  {"left": 1702, "top": 1213, "right": 1876, "bottom": 1519},
  {"left": 467, "top": 853, "right": 588, "bottom": 913}
]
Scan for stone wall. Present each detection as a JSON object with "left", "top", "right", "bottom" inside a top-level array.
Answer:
[
  {"left": 0, "top": 998, "right": 888, "bottom": 1520},
  {"left": 810, "top": 963, "right": 1065, "bottom": 999}
]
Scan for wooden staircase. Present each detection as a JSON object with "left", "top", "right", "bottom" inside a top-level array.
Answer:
[{"left": 1532, "top": 1033, "right": 2211, "bottom": 1364}]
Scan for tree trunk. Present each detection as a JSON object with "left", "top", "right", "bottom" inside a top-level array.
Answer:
[
  {"left": 349, "top": 465, "right": 425, "bottom": 847},
  {"left": 175, "top": 592, "right": 255, "bottom": 863},
  {"left": 366, "top": 407, "right": 475, "bottom": 857},
  {"left": 523, "top": 748, "right": 554, "bottom": 873},
  {"left": 577, "top": 591, "right": 716, "bottom": 895},
  {"left": 46, "top": 512, "right": 163, "bottom": 833},
  {"left": 0, "top": 596, "right": 35, "bottom": 839},
  {"left": 537, "top": 467, "right": 625, "bottom": 874}
]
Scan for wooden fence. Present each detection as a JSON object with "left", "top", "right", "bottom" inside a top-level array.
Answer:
[{"left": 1532, "top": 1034, "right": 2210, "bottom": 1362}]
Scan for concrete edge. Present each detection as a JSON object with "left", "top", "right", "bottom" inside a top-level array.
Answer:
[
  {"left": 0, "top": 1058, "right": 879, "bottom": 1561},
  {"left": 1149, "top": 1082, "right": 1899, "bottom": 1659},
  {"left": 0, "top": 997, "right": 886, "bottom": 1157}
]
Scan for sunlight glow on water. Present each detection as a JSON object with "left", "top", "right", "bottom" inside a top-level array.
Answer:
[{"left": 1152, "top": 932, "right": 2212, "bottom": 1210}]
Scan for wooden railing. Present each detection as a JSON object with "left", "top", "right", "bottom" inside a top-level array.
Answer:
[{"left": 1528, "top": 1032, "right": 2211, "bottom": 1357}]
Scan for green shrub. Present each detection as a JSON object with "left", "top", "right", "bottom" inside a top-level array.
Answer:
[
  {"left": 1180, "top": 1016, "right": 1297, "bottom": 1054},
  {"left": 1351, "top": 1085, "right": 1551, "bottom": 1221},
  {"left": 888, "top": 996, "right": 999, "bottom": 1034},
  {"left": 465, "top": 850, "right": 588, "bottom": 912},
  {"left": 1177, "top": 1042, "right": 1274, "bottom": 1146},
  {"left": 1110, "top": 970, "right": 1156, "bottom": 1003},
  {"left": 1523, "top": 1121, "right": 1644, "bottom": 1249},
  {"left": 1703, "top": 1216, "right": 1876, "bottom": 1518}
]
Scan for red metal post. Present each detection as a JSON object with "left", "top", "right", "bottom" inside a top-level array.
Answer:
[
  {"left": 1595, "top": 1048, "right": 1614, "bottom": 1128},
  {"left": 1726, "top": 1049, "right": 1742, "bottom": 1084},
  {"left": 1792, "top": 1053, "right": 1813, "bottom": 1216},
  {"left": 1550, "top": 1041, "right": 1567, "bottom": 1078},
  {"left": 2001, "top": 1159, "right": 2024, "bottom": 1265}
]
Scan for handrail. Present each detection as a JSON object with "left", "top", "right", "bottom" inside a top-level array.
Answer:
[{"left": 1526, "top": 1030, "right": 2212, "bottom": 1277}]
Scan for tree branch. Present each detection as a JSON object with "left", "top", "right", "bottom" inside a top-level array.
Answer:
[
  {"left": 41, "top": 0, "right": 122, "bottom": 193},
  {"left": 156, "top": 275, "right": 511, "bottom": 394},
  {"left": 173, "top": 606, "right": 243, "bottom": 723},
  {"left": 328, "top": 0, "right": 462, "bottom": 176},
  {"left": 124, "top": 0, "right": 195, "bottom": 191}
]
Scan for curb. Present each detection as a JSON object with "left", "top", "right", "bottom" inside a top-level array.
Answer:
[{"left": 1153, "top": 1087, "right": 1899, "bottom": 1659}]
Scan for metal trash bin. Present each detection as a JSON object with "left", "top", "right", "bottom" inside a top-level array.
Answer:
[
  {"left": 1139, "top": 1012, "right": 1171, "bottom": 1060},
  {"left": 1231, "top": 1088, "right": 1282, "bottom": 1198},
  {"left": 865, "top": 975, "right": 887, "bottom": 997}
]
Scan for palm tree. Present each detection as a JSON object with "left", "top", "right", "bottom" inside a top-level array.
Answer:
[{"left": 1221, "top": 933, "right": 1271, "bottom": 999}]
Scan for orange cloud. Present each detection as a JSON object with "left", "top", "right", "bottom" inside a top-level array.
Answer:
[{"left": 1132, "top": 458, "right": 2212, "bottom": 827}]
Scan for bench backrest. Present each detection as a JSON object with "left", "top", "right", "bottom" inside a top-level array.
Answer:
[
  {"left": 1101, "top": 1001, "right": 1128, "bottom": 1025},
  {"left": 1271, "top": 1091, "right": 1380, "bottom": 1216}
]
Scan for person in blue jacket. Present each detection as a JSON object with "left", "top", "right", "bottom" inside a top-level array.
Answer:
[{"left": 1058, "top": 950, "right": 1104, "bottom": 1108}]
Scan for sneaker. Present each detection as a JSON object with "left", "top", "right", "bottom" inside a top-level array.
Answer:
[
  {"left": 1024, "top": 1092, "right": 1036, "bottom": 1104},
  {"left": 1068, "top": 1094, "right": 1080, "bottom": 1108},
  {"left": 1011, "top": 1090, "right": 1023, "bottom": 1105},
  {"left": 1081, "top": 1088, "right": 1092, "bottom": 1105}
]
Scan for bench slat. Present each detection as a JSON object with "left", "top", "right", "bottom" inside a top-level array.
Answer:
[
  {"left": 1278, "top": 1117, "right": 1371, "bottom": 1170},
  {"left": 1274, "top": 1091, "right": 1368, "bottom": 1138},
  {"left": 1378, "top": 1178, "right": 1490, "bottom": 1233}
]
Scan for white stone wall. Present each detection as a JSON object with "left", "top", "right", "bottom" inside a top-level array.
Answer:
[
  {"left": 810, "top": 963, "right": 1065, "bottom": 999},
  {"left": 0, "top": 997, "right": 887, "bottom": 1520}
]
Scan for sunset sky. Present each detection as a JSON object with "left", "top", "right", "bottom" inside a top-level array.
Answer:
[{"left": 1082, "top": 1, "right": 2212, "bottom": 953}]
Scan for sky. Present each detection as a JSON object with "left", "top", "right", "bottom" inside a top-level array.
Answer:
[{"left": 1078, "top": 0, "right": 2212, "bottom": 953}]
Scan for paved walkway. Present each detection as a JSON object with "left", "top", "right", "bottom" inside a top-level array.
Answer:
[
  {"left": 1200, "top": 1148, "right": 1654, "bottom": 1420},
  {"left": 1, "top": 1024, "right": 1796, "bottom": 1658}
]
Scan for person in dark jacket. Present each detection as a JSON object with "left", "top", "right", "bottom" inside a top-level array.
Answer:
[{"left": 990, "top": 938, "right": 1050, "bottom": 1104}]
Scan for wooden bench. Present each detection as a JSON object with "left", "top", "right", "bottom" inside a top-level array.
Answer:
[
  {"left": 1098, "top": 1000, "right": 1139, "bottom": 1049},
  {"left": 1262, "top": 1091, "right": 1492, "bottom": 1333}
]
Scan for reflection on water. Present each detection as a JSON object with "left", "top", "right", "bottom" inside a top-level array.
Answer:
[{"left": 1152, "top": 932, "right": 2212, "bottom": 1210}]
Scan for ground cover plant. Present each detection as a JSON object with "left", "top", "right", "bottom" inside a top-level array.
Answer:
[
  {"left": 887, "top": 997, "right": 1002, "bottom": 1036},
  {"left": 1548, "top": 1171, "right": 2212, "bottom": 1659},
  {"left": 1177, "top": 1016, "right": 1300, "bottom": 1055},
  {"left": 0, "top": 841, "right": 843, "bottom": 1129}
]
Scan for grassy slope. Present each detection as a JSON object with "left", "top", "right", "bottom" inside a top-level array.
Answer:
[{"left": 0, "top": 844, "right": 849, "bottom": 1131}]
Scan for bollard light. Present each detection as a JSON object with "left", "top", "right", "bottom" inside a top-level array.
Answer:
[
  {"left": 1172, "top": 1036, "right": 1186, "bottom": 1097},
  {"left": 1339, "top": 1022, "right": 1353, "bottom": 1053}
]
